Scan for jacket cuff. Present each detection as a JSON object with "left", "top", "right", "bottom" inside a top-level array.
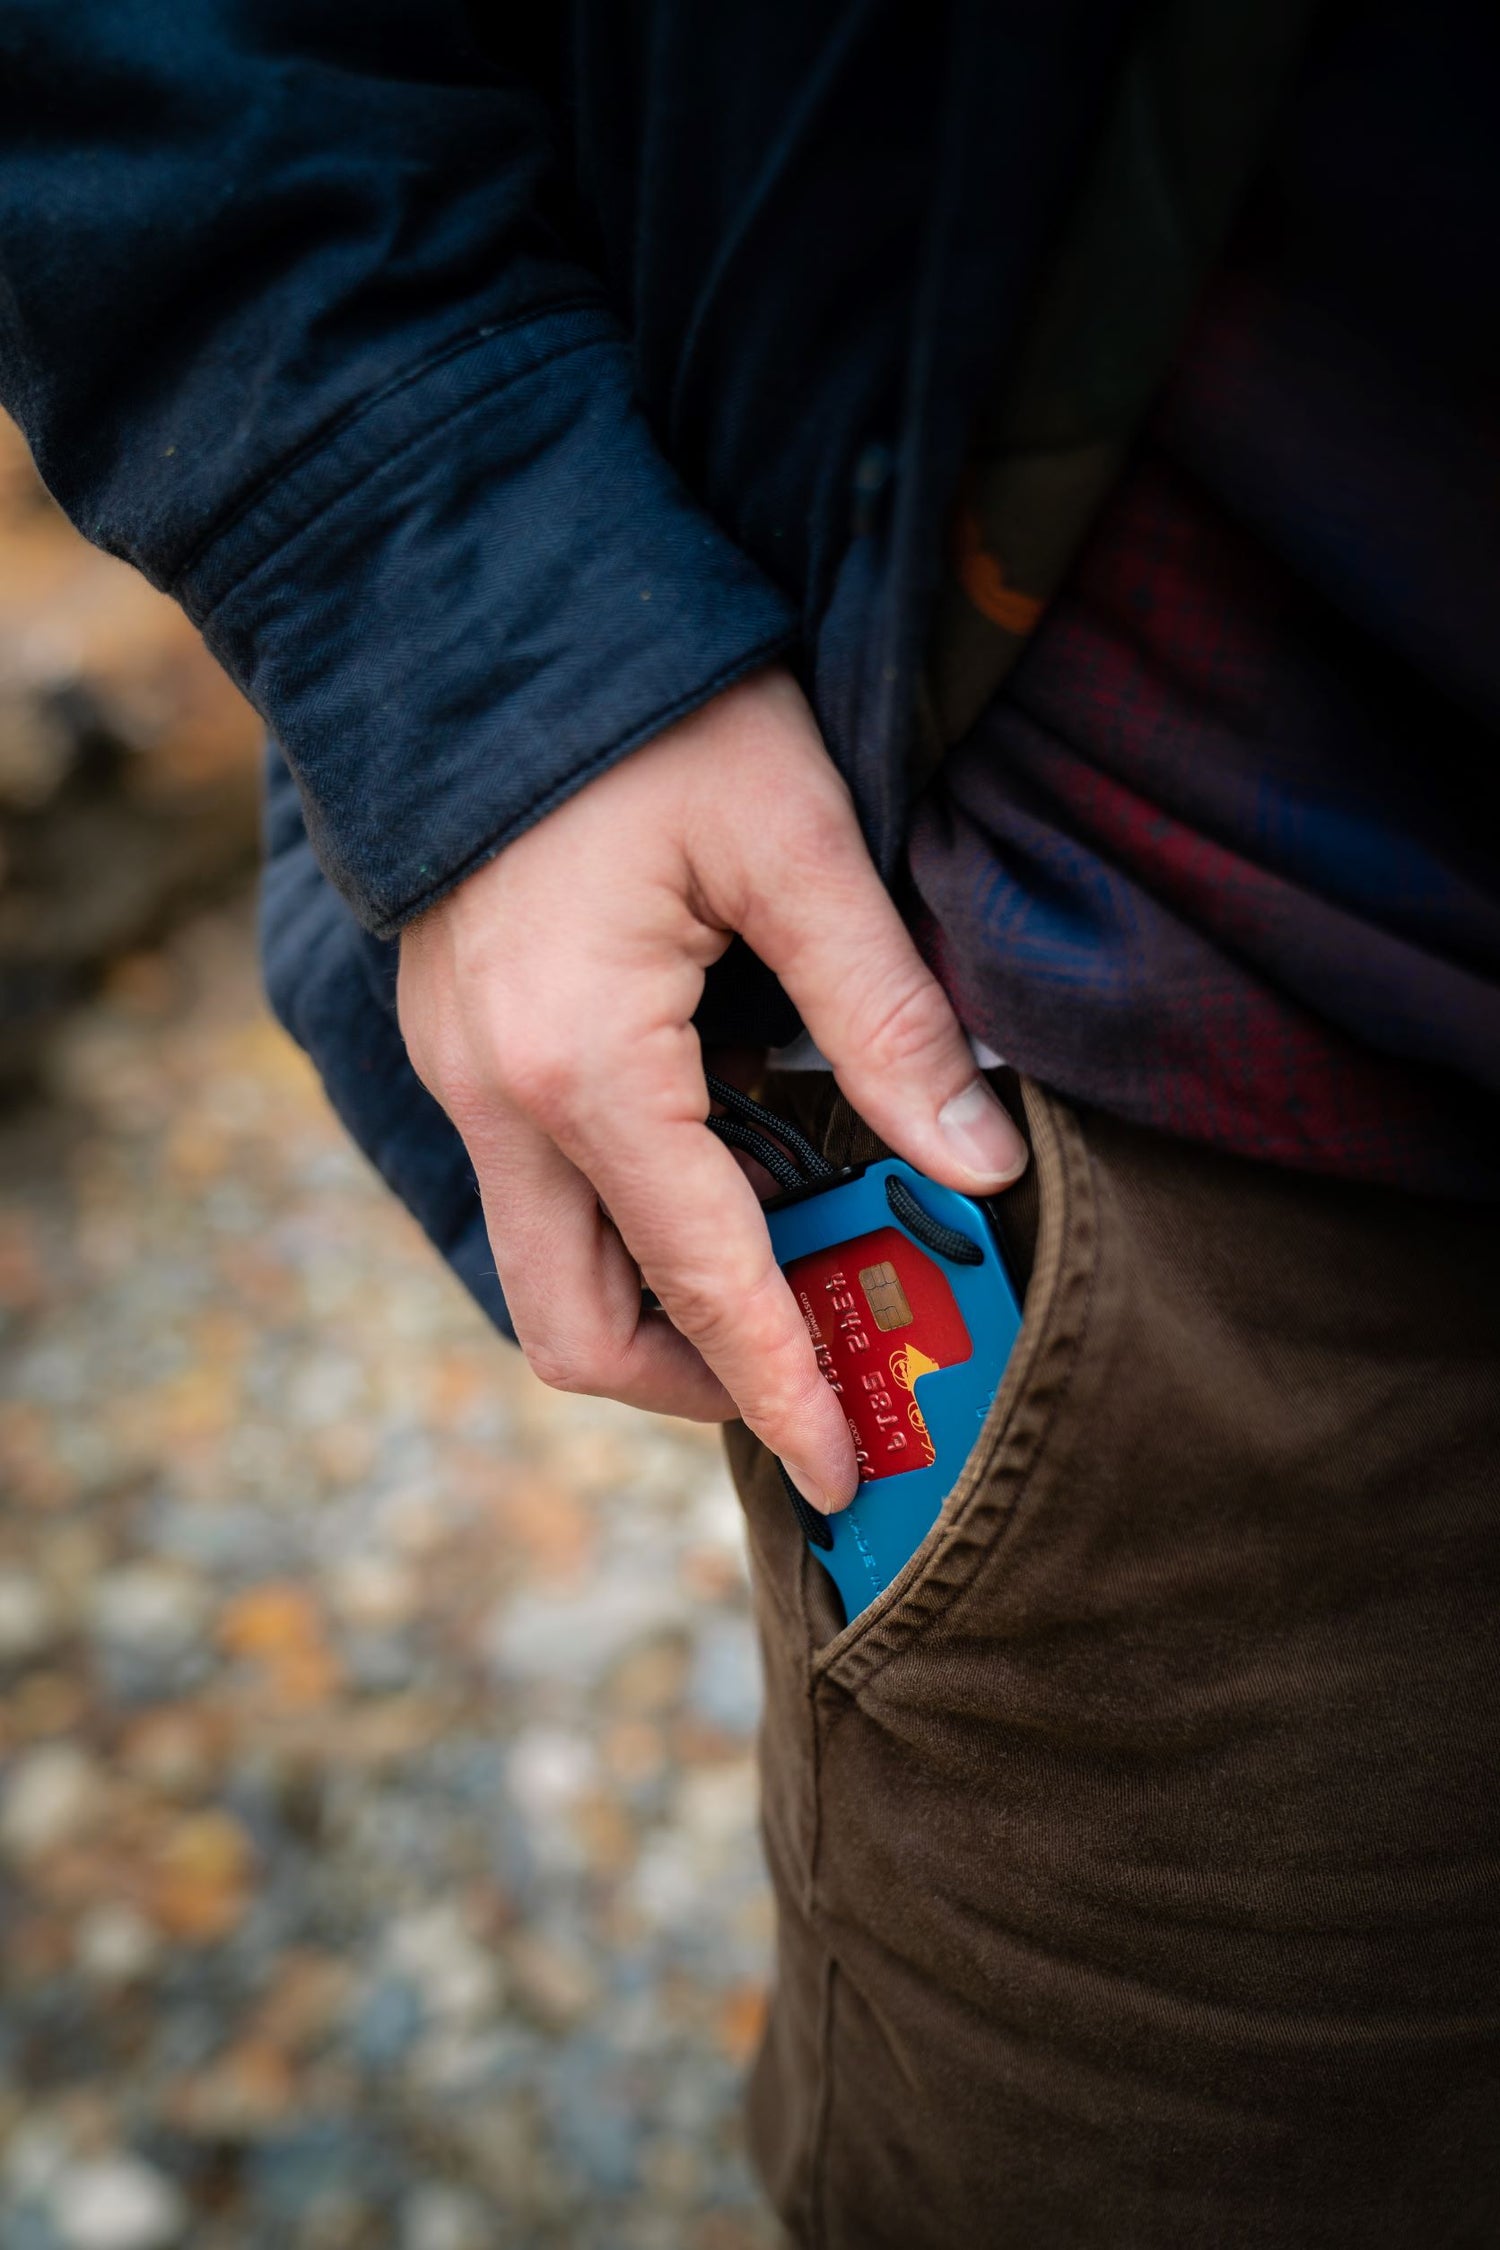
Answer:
[{"left": 181, "top": 304, "right": 797, "bottom": 936}]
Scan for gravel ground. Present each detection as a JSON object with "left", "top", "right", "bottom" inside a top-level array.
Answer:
[{"left": 0, "top": 901, "right": 781, "bottom": 2250}]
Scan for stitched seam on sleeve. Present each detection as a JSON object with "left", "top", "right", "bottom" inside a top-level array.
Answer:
[
  {"left": 188, "top": 328, "right": 608, "bottom": 627},
  {"left": 172, "top": 294, "right": 605, "bottom": 588}
]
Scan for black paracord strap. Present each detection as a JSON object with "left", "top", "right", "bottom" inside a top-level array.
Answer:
[
  {"left": 704, "top": 1072, "right": 834, "bottom": 1182},
  {"left": 885, "top": 1172, "right": 984, "bottom": 1264},
  {"left": 705, "top": 1114, "right": 808, "bottom": 1195},
  {"left": 778, "top": 1459, "right": 834, "bottom": 1549}
]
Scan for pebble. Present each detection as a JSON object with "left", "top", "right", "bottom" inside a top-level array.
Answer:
[
  {"left": 49, "top": 2155, "right": 186, "bottom": 2250},
  {"left": 118, "top": 1709, "right": 217, "bottom": 1803},
  {"left": 0, "top": 1568, "right": 58, "bottom": 1666},
  {"left": 88, "top": 1568, "right": 208, "bottom": 1698},
  {"left": 688, "top": 1617, "right": 763, "bottom": 1738},
  {"left": 400, "top": 2183, "right": 492, "bottom": 2250},
  {"left": 3, "top": 2117, "right": 71, "bottom": 2202},
  {"left": 382, "top": 1903, "right": 503, "bottom": 2030},
  {"left": 506, "top": 1929, "right": 601, "bottom": 2029},
  {"left": 0, "top": 1742, "right": 104, "bottom": 1862},
  {"left": 505, "top": 1725, "right": 599, "bottom": 1821},
  {"left": 0, "top": 887, "right": 781, "bottom": 2249},
  {"left": 73, "top": 1903, "right": 161, "bottom": 1988},
  {"left": 676, "top": 1760, "right": 759, "bottom": 1847},
  {"left": 167, "top": 2036, "right": 296, "bottom": 2139},
  {"left": 486, "top": 1577, "right": 690, "bottom": 1688},
  {"left": 350, "top": 1977, "right": 424, "bottom": 2073},
  {"left": 328, "top": 1555, "right": 416, "bottom": 1630}
]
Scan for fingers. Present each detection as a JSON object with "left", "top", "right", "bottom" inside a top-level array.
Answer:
[
  {"left": 507, "top": 1019, "right": 858, "bottom": 1509},
  {"left": 730, "top": 793, "right": 1028, "bottom": 1194},
  {"left": 426, "top": 1017, "right": 856, "bottom": 1506},
  {"left": 462, "top": 1096, "right": 738, "bottom": 1424},
  {"left": 393, "top": 666, "right": 1015, "bottom": 1507}
]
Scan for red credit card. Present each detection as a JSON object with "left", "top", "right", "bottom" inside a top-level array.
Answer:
[{"left": 784, "top": 1224, "right": 973, "bottom": 1483}]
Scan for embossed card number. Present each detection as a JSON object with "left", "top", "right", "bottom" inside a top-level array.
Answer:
[{"left": 784, "top": 1225, "right": 973, "bottom": 1482}]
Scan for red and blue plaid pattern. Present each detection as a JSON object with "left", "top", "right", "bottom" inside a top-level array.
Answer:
[
  {"left": 909, "top": 3, "right": 1500, "bottom": 1197},
  {"left": 910, "top": 312, "right": 1500, "bottom": 1193}
]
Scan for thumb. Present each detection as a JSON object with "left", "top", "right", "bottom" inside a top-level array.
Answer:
[{"left": 736, "top": 805, "right": 1027, "bottom": 1195}]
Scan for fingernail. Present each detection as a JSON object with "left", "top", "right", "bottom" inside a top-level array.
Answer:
[{"left": 936, "top": 1079, "right": 1028, "bottom": 1187}]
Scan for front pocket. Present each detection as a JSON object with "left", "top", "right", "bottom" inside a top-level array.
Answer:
[{"left": 811, "top": 1077, "right": 1100, "bottom": 1694}]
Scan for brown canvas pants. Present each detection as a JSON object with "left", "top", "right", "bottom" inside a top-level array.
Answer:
[{"left": 725, "top": 1075, "right": 1500, "bottom": 2248}]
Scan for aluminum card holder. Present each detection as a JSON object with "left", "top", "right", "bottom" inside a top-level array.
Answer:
[{"left": 765, "top": 1157, "right": 1023, "bottom": 1624}]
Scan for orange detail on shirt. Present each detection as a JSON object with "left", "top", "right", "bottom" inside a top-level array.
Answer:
[{"left": 953, "top": 506, "right": 1044, "bottom": 636}]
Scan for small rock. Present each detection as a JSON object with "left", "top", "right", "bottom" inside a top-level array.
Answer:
[
  {"left": 676, "top": 1759, "right": 758, "bottom": 1845},
  {"left": 74, "top": 1901, "right": 161, "bottom": 1987},
  {"left": 717, "top": 1980, "right": 769, "bottom": 2067},
  {"left": 640, "top": 2134, "right": 705, "bottom": 2206},
  {"left": 11, "top": 1667, "right": 87, "bottom": 1739},
  {"left": 147, "top": 1808, "right": 254, "bottom": 1943},
  {"left": 2, "top": 2115, "right": 71, "bottom": 2201},
  {"left": 506, "top": 1929, "right": 599, "bottom": 2029},
  {"left": 241, "top": 2121, "right": 385, "bottom": 2231},
  {"left": 687, "top": 1617, "right": 762, "bottom": 1737},
  {"left": 89, "top": 1567, "right": 207, "bottom": 1696},
  {"left": 627, "top": 1832, "right": 700, "bottom": 1930},
  {"left": 216, "top": 1583, "right": 339, "bottom": 1708},
  {"left": 382, "top": 1902, "right": 502, "bottom": 2029},
  {"left": 167, "top": 2036, "right": 295, "bottom": 2140},
  {"left": 90, "top": 1566, "right": 205, "bottom": 1656},
  {"left": 294, "top": 2188, "right": 371, "bottom": 2250},
  {"left": 504, "top": 1727, "right": 598, "bottom": 1821},
  {"left": 0, "top": 2204, "right": 59, "bottom": 2250},
  {"left": 285, "top": 1351, "right": 364, "bottom": 1428},
  {"left": 350, "top": 1976, "right": 423, "bottom": 2072},
  {"left": 0, "top": 1568, "right": 58, "bottom": 1665},
  {"left": 542, "top": 2049, "right": 638, "bottom": 2194},
  {"left": 118, "top": 1708, "right": 216, "bottom": 1802},
  {"left": 340, "top": 1627, "right": 418, "bottom": 1695},
  {"left": 409, "top": 2025, "right": 515, "bottom": 2099},
  {"left": 49, "top": 2154, "right": 186, "bottom": 2250},
  {"left": 608, "top": 1637, "right": 690, "bottom": 1716},
  {"left": 328, "top": 1555, "right": 415, "bottom": 1630},
  {"left": 486, "top": 1578, "right": 688, "bottom": 1687},
  {"left": 0, "top": 1741, "right": 104, "bottom": 1862},
  {"left": 602, "top": 1717, "right": 666, "bottom": 1789},
  {"left": 255, "top": 1949, "right": 353, "bottom": 2053},
  {"left": 400, "top": 2183, "right": 492, "bottom": 2250}
]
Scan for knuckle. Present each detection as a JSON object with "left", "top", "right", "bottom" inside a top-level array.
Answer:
[
  {"left": 777, "top": 792, "right": 861, "bottom": 886},
  {"left": 736, "top": 1299, "right": 826, "bottom": 1408},
  {"left": 662, "top": 1256, "right": 808, "bottom": 1386},
  {"left": 658, "top": 1265, "right": 737, "bottom": 1353},
  {"left": 852, "top": 970, "right": 955, "bottom": 1076},
  {"left": 518, "top": 1328, "right": 611, "bottom": 1398},
  {"left": 411, "top": 1044, "right": 491, "bottom": 1138},
  {"left": 395, "top": 1007, "right": 462, "bottom": 1107},
  {"left": 431, "top": 1055, "right": 489, "bottom": 1123},
  {"left": 499, "top": 1032, "right": 583, "bottom": 1129}
]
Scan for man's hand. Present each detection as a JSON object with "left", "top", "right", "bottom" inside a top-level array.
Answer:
[{"left": 397, "top": 669, "right": 1026, "bottom": 1513}]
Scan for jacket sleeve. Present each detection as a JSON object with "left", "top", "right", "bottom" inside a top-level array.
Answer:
[{"left": 0, "top": 0, "right": 797, "bottom": 938}]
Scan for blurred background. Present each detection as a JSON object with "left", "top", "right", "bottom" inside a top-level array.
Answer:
[{"left": 0, "top": 414, "right": 778, "bottom": 2250}]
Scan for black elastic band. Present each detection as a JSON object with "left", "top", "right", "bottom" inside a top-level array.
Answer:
[
  {"left": 706, "top": 1113, "right": 807, "bottom": 1194},
  {"left": 885, "top": 1172, "right": 984, "bottom": 1264},
  {"left": 704, "top": 1073, "right": 834, "bottom": 1181}
]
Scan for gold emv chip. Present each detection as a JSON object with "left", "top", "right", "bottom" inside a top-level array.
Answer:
[{"left": 859, "top": 1259, "right": 914, "bottom": 1332}]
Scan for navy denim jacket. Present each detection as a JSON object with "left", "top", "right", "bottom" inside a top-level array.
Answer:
[{"left": 0, "top": 0, "right": 1135, "bottom": 1328}]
